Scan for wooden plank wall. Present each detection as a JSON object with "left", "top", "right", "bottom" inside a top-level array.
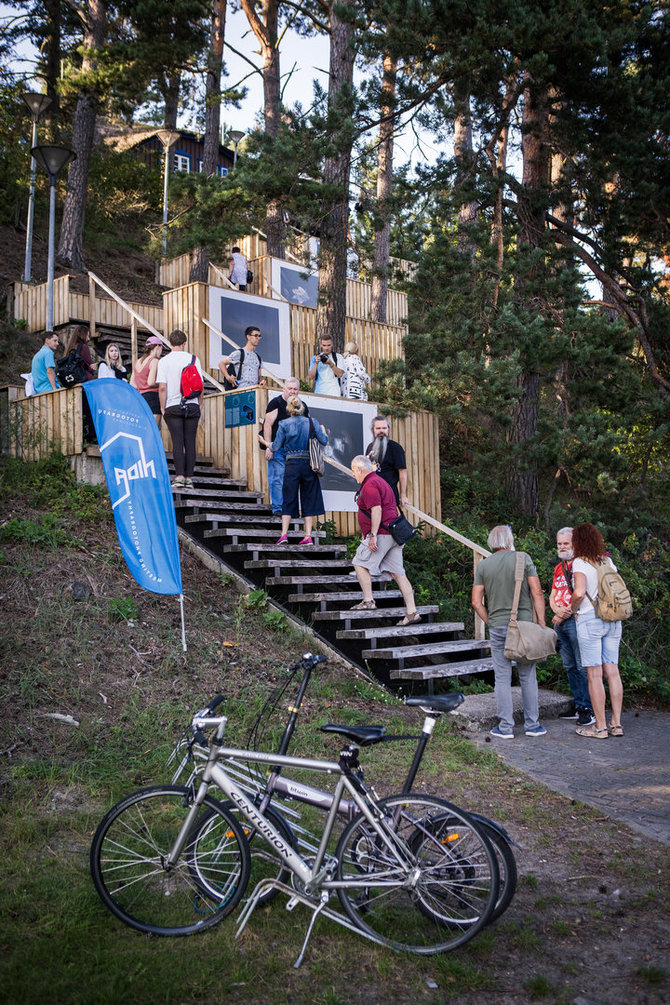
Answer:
[
  {"left": 162, "top": 282, "right": 405, "bottom": 384},
  {"left": 4, "top": 385, "right": 83, "bottom": 460},
  {"left": 69, "top": 292, "right": 164, "bottom": 333},
  {"left": 162, "top": 253, "right": 408, "bottom": 328},
  {"left": 12, "top": 276, "right": 71, "bottom": 332}
]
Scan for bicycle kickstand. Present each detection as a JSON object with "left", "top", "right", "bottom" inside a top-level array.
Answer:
[{"left": 292, "top": 891, "right": 329, "bottom": 969}]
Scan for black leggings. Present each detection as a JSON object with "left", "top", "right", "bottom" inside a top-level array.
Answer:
[{"left": 164, "top": 404, "right": 200, "bottom": 477}]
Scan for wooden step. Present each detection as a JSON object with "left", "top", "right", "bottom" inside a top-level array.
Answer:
[
  {"left": 167, "top": 463, "right": 234, "bottom": 477},
  {"left": 267, "top": 575, "right": 362, "bottom": 587},
  {"left": 175, "top": 499, "right": 272, "bottom": 512},
  {"left": 223, "top": 543, "right": 342, "bottom": 556},
  {"left": 362, "top": 639, "right": 491, "bottom": 660},
  {"left": 337, "top": 621, "right": 464, "bottom": 640},
  {"left": 245, "top": 558, "right": 351, "bottom": 570},
  {"left": 205, "top": 528, "right": 326, "bottom": 540},
  {"left": 175, "top": 488, "right": 264, "bottom": 501},
  {"left": 165, "top": 451, "right": 214, "bottom": 466},
  {"left": 288, "top": 590, "right": 404, "bottom": 605},
  {"left": 315, "top": 605, "right": 439, "bottom": 625},
  {"left": 171, "top": 473, "right": 244, "bottom": 487},
  {"left": 389, "top": 657, "right": 495, "bottom": 680},
  {"left": 185, "top": 513, "right": 288, "bottom": 526}
]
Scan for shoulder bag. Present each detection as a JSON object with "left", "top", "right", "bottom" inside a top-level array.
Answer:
[
  {"left": 503, "top": 553, "right": 557, "bottom": 663},
  {"left": 356, "top": 498, "right": 417, "bottom": 546},
  {"left": 308, "top": 418, "right": 325, "bottom": 476}
]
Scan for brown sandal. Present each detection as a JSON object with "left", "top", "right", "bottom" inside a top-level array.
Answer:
[
  {"left": 575, "top": 724, "right": 608, "bottom": 739},
  {"left": 397, "top": 612, "right": 421, "bottom": 626},
  {"left": 350, "top": 600, "right": 376, "bottom": 611}
]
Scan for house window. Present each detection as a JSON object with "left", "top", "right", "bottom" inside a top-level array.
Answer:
[
  {"left": 219, "top": 165, "right": 229, "bottom": 177},
  {"left": 174, "top": 151, "right": 190, "bottom": 172},
  {"left": 197, "top": 158, "right": 203, "bottom": 172}
]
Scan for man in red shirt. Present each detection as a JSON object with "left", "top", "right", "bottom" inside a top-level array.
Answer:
[
  {"left": 549, "top": 526, "right": 595, "bottom": 726},
  {"left": 350, "top": 455, "right": 419, "bottom": 626}
]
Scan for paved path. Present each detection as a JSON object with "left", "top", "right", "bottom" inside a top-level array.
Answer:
[{"left": 456, "top": 692, "right": 670, "bottom": 846}]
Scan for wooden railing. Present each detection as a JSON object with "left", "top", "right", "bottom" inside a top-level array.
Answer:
[
  {"left": 11, "top": 275, "right": 164, "bottom": 336},
  {"left": 1, "top": 384, "right": 84, "bottom": 460}
]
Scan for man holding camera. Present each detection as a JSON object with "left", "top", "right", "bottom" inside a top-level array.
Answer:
[{"left": 308, "top": 337, "right": 343, "bottom": 396}]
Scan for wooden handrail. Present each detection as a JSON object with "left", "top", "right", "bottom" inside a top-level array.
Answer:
[
  {"left": 209, "top": 262, "right": 236, "bottom": 289},
  {"left": 87, "top": 271, "right": 226, "bottom": 394}
]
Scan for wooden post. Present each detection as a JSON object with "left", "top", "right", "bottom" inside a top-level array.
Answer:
[
  {"left": 88, "top": 273, "right": 96, "bottom": 339},
  {"left": 131, "top": 316, "right": 138, "bottom": 368}
]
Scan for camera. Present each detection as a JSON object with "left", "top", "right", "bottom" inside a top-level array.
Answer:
[{"left": 319, "top": 353, "right": 329, "bottom": 364}]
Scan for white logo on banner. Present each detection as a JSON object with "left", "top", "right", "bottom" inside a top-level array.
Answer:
[{"left": 99, "top": 432, "right": 157, "bottom": 508}]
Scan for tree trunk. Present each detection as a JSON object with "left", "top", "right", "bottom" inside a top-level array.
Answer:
[
  {"left": 315, "top": 1, "right": 355, "bottom": 352},
  {"left": 454, "top": 82, "right": 478, "bottom": 260},
  {"left": 371, "top": 53, "right": 396, "bottom": 324},
  {"left": 240, "top": 0, "right": 284, "bottom": 258},
  {"left": 57, "top": 0, "right": 106, "bottom": 271},
  {"left": 191, "top": 0, "right": 227, "bottom": 283},
  {"left": 506, "top": 78, "right": 550, "bottom": 517},
  {"left": 44, "top": 0, "right": 61, "bottom": 139}
]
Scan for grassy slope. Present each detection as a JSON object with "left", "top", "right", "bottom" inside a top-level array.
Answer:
[{"left": 0, "top": 456, "right": 668, "bottom": 1004}]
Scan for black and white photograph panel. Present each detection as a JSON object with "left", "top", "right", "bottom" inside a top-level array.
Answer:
[
  {"left": 301, "top": 395, "right": 379, "bottom": 512},
  {"left": 271, "top": 258, "right": 319, "bottom": 309},
  {"left": 207, "top": 287, "right": 291, "bottom": 378}
]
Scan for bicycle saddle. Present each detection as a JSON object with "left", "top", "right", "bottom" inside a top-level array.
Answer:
[
  {"left": 320, "top": 724, "right": 387, "bottom": 746},
  {"left": 405, "top": 693, "right": 465, "bottom": 713}
]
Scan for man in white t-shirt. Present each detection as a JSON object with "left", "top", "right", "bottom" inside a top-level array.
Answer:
[
  {"left": 308, "top": 337, "right": 343, "bottom": 396},
  {"left": 157, "top": 329, "right": 204, "bottom": 490}
]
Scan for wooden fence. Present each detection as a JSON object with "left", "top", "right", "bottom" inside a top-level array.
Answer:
[
  {"left": 1, "top": 384, "right": 83, "bottom": 460},
  {"left": 11, "top": 276, "right": 164, "bottom": 336},
  {"left": 1, "top": 384, "right": 441, "bottom": 539},
  {"left": 162, "top": 281, "right": 405, "bottom": 384}
]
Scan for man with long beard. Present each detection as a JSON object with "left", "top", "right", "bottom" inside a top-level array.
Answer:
[{"left": 365, "top": 415, "right": 409, "bottom": 506}]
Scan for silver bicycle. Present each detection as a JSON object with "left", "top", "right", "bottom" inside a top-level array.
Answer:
[{"left": 90, "top": 686, "right": 501, "bottom": 964}]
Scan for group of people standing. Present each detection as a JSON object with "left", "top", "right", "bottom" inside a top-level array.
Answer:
[{"left": 472, "top": 523, "right": 625, "bottom": 740}]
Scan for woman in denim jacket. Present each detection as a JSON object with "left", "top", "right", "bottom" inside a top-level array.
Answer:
[{"left": 271, "top": 396, "right": 328, "bottom": 545}]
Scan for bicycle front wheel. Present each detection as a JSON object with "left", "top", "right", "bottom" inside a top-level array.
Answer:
[
  {"left": 335, "top": 794, "right": 498, "bottom": 955},
  {"left": 90, "top": 785, "right": 251, "bottom": 936}
]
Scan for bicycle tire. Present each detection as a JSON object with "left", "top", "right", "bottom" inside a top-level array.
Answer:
[
  {"left": 188, "top": 801, "right": 297, "bottom": 905},
  {"left": 471, "top": 817, "right": 517, "bottom": 923},
  {"left": 90, "top": 785, "right": 251, "bottom": 936},
  {"left": 334, "top": 793, "right": 498, "bottom": 955}
]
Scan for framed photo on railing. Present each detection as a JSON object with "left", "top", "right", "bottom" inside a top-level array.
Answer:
[{"left": 207, "top": 287, "right": 291, "bottom": 379}]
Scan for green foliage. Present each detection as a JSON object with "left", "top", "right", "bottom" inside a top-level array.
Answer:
[
  {"left": 262, "top": 610, "right": 288, "bottom": 633},
  {"left": 245, "top": 589, "right": 269, "bottom": 610},
  {"left": 107, "top": 596, "right": 139, "bottom": 623},
  {"left": 0, "top": 513, "right": 68, "bottom": 549}
]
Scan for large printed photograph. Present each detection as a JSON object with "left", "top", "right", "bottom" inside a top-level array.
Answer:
[
  {"left": 301, "top": 395, "right": 379, "bottom": 512},
  {"left": 207, "top": 287, "right": 291, "bottom": 380},
  {"left": 270, "top": 258, "right": 319, "bottom": 309}
]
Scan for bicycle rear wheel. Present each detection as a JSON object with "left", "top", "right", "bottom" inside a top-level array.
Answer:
[
  {"left": 471, "top": 816, "right": 517, "bottom": 923},
  {"left": 335, "top": 794, "right": 498, "bottom": 955},
  {"left": 90, "top": 785, "right": 251, "bottom": 936}
]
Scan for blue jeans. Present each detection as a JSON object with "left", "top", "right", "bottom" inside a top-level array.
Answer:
[
  {"left": 267, "top": 449, "right": 286, "bottom": 514},
  {"left": 489, "top": 626, "right": 540, "bottom": 733},
  {"left": 555, "top": 616, "right": 592, "bottom": 713}
]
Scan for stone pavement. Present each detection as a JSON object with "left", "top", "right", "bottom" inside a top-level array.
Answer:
[{"left": 451, "top": 688, "right": 670, "bottom": 846}]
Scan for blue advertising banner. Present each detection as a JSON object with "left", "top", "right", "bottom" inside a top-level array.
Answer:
[{"left": 83, "top": 381, "right": 182, "bottom": 595}]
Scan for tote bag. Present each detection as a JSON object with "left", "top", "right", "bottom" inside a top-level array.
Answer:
[{"left": 503, "top": 553, "right": 557, "bottom": 663}]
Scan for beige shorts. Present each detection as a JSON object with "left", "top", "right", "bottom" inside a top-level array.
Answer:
[{"left": 352, "top": 533, "right": 405, "bottom": 578}]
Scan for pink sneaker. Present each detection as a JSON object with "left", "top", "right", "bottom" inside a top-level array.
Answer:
[
  {"left": 298, "top": 537, "right": 313, "bottom": 546},
  {"left": 275, "top": 534, "right": 289, "bottom": 544}
]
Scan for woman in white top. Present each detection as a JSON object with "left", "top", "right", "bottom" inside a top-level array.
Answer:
[
  {"left": 97, "top": 343, "right": 127, "bottom": 380},
  {"left": 228, "top": 246, "right": 248, "bottom": 290},
  {"left": 340, "top": 341, "right": 371, "bottom": 400},
  {"left": 570, "top": 522, "right": 624, "bottom": 739}
]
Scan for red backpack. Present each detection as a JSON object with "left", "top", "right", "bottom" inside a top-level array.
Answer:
[{"left": 180, "top": 355, "right": 203, "bottom": 402}]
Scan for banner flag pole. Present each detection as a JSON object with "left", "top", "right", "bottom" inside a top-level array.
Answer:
[{"left": 179, "top": 594, "right": 187, "bottom": 652}]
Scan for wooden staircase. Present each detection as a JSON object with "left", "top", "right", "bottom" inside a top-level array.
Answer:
[{"left": 171, "top": 456, "right": 493, "bottom": 691}]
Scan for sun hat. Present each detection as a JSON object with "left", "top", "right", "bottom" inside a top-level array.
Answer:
[{"left": 145, "top": 336, "right": 163, "bottom": 346}]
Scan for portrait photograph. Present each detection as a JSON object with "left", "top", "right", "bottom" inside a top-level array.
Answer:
[
  {"left": 207, "top": 287, "right": 291, "bottom": 380},
  {"left": 301, "top": 395, "right": 379, "bottom": 512},
  {"left": 270, "top": 258, "right": 319, "bottom": 309}
]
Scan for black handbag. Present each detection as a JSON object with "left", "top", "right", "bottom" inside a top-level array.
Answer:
[
  {"left": 56, "top": 346, "right": 88, "bottom": 387},
  {"left": 357, "top": 499, "right": 417, "bottom": 546}
]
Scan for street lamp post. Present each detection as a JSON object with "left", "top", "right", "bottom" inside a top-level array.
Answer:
[
  {"left": 228, "top": 129, "right": 245, "bottom": 170},
  {"left": 22, "top": 92, "right": 52, "bottom": 283},
  {"left": 156, "top": 129, "right": 180, "bottom": 257},
  {"left": 31, "top": 145, "right": 76, "bottom": 332}
]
